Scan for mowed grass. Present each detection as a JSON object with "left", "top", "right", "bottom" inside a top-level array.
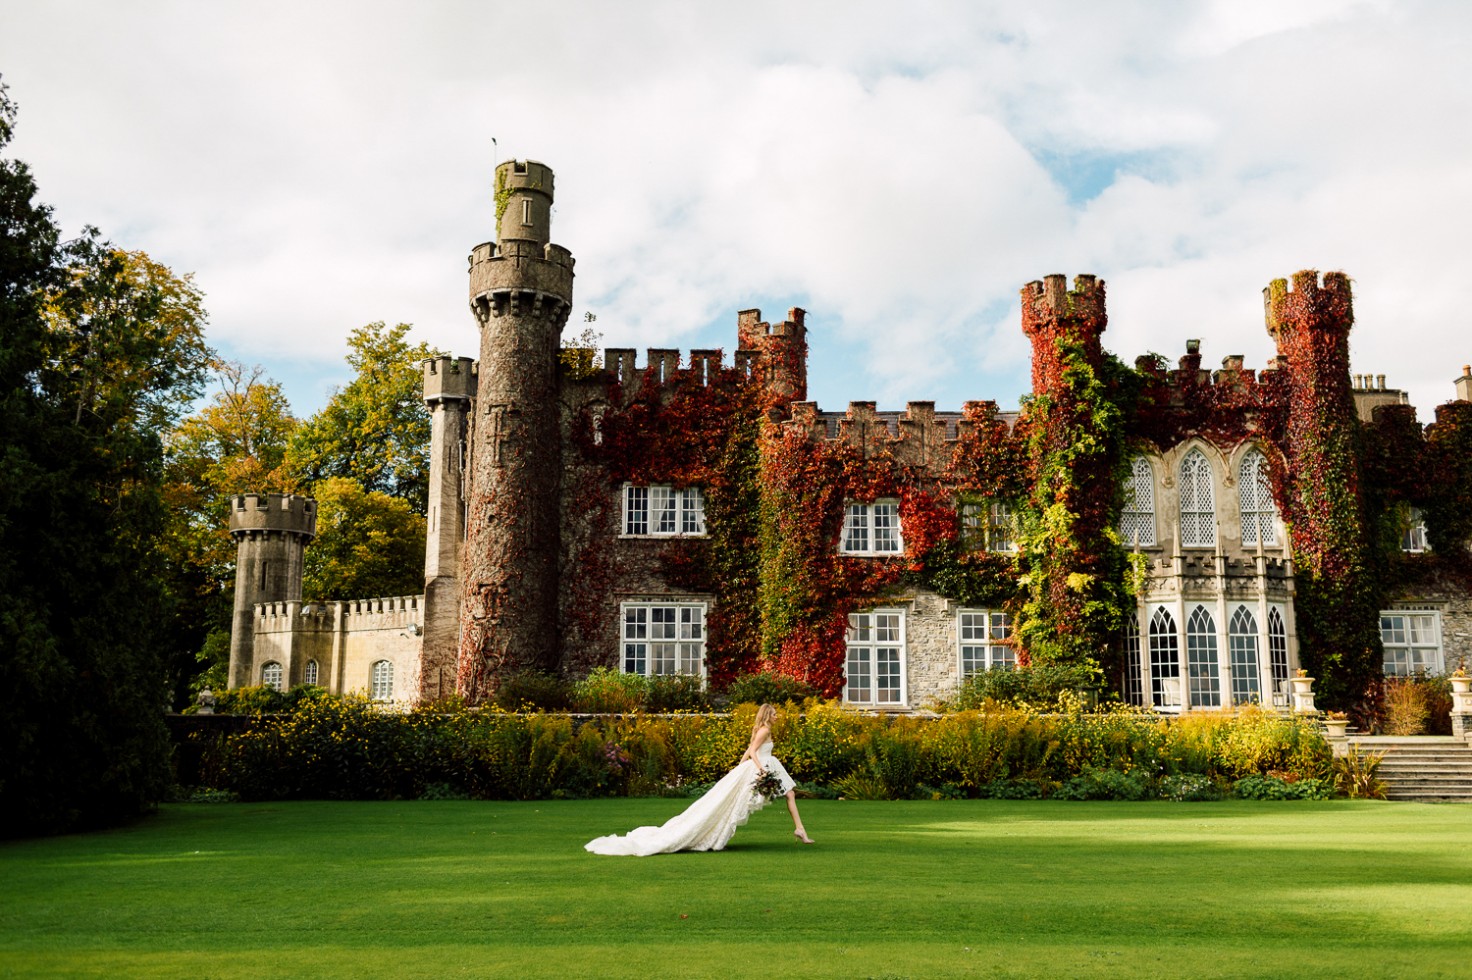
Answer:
[{"left": 3, "top": 799, "right": 1472, "bottom": 979}]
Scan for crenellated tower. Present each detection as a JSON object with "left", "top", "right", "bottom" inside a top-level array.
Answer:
[
  {"left": 1264, "top": 270, "right": 1377, "bottom": 704},
  {"left": 457, "top": 160, "right": 575, "bottom": 701},
  {"left": 227, "top": 494, "right": 317, "bottom": 688},
  {"left": 419, "top": 355, "right": 476, "bottom": 700},
  {"left": 1016, "top": 274, "right": 1122, "bottom": 667},
  {"left": 737, "top": 307, "right": 809, "bottom": 415}
]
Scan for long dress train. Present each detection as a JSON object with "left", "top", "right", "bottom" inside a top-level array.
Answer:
[{"left": 585, "top": 741, "right": 796, "bottom": 856}]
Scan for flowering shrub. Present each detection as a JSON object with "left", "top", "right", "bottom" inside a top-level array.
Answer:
[{"left": 188, "top": 694, "right": 1337, "bottom": 802}]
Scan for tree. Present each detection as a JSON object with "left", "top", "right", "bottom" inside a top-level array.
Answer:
[
  {"left": 287, "top": 322, "right": 443, "bottom": 514},
  {"left": 0, "top": 79, "right": 213, "bottom": 836},
  {"left": 301, "top": 477, "right": 427, "bottom": 601},
  {"left": 162, "top": 362, "right": 298, "bottom": 698}
]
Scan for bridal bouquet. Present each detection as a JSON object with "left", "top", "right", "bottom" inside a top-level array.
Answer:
[{"left": 752, "top": 768, "right": 785, "bottom": 800}]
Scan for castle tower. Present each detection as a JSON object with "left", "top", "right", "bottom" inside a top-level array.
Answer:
[
  {"left": 736, "top": 307, "right": 808, "bottom": 415},
  {"left": 227, "top": 493, "right": 317, "bottom": 688},
  {"left": 1017, "top": 274, "right": 1116, "bottom": 665},
  {"left": 1264, "top": 270, "right": 1375, "bottom": 704},
  {"left": 418, "top": 356, "right": 476, "bottom": 700},
  {"left": 458, "top": 160, "right": 575, "bottom": 700}
]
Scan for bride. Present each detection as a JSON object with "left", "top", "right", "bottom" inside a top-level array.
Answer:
[{"left": 585, "top": 703, "right": 815, "bottom": 855}]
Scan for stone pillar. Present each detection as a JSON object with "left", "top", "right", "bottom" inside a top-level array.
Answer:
[
  {"left": 457, "top": 160, "right": 574, "bottom": 702},
  {"left": 227, "top": 494, "right": 317, "bottom": 689}
]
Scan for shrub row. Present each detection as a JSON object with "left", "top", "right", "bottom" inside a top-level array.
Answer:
[{"left": 185, "top": 698, "right": 1337, "bottom": 803}]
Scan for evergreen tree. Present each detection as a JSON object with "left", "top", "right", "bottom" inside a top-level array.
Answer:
[{"left": 0, "top": 81, "right": 212, "bottom": 835}]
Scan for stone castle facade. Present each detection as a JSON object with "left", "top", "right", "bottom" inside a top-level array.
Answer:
[{"left": 228, "top": 161, "right": 1472, "bottom": 709}]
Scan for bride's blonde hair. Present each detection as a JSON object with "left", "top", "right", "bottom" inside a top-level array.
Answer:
[{"left": 753, "top": 703, "right": 777, "bottom": 732}]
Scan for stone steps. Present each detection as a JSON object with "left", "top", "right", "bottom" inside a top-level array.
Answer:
[{"left": 1349, "top": 737, "right": 1472, "bottom": 802}]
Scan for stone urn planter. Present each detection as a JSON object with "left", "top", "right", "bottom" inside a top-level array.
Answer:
[
  {"left": 1451, "top": 675, "right": 1472, "bottom": 713},
  {"left": 1290, "top": 675, "right": 1316, "bottom": 714},
  {"left": 1323, "top": 717, "right": 1350, "bottom": 739}
]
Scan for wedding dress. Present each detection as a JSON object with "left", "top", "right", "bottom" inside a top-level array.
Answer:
[{"left": 585, "top": 741, "right": 797, "bottom": 856}]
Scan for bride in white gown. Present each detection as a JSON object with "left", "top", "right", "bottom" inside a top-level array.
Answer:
[{"left": 585, "top": 704, "right": 815, "bottom": 855}]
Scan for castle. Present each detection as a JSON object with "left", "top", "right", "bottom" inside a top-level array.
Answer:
[{"left": 226, "top": 161, "right": 1472, "bottom": 710}]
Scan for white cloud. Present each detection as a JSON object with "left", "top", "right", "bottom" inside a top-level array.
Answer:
[{"left": 3, "top": 0, "right": 1470, "bottom": 418}]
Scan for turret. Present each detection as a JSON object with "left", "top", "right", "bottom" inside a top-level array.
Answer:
[
  {"left": 736, "top": 307, "right": 808, "bottom": 415},
  {"left": 227, "top": 493, "right": 317, "bottom": 688},
  {"left": 420, "top": 356, "right": 476, "bottom": 700},
  {"left": 1020, "top": 274, "right": 1106, "bottom": 396},
  {"left": 1262, "top": 270, "right": 1375, "bottom": 705},
  {"left": 458, "top": 161, "right": 575, "bottom": 701}
]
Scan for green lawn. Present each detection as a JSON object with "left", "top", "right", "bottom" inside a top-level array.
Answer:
[{"left": 3, "top": 798, "right": 1471, "bottom": 978}]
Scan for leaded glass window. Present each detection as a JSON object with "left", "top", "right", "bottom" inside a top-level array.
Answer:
[{"left": 1179, "top": 450, "right": 1216, "bottom": 547}]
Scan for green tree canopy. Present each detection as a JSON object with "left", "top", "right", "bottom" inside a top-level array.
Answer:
[
  {"left": 302, "top": 477, "right": 427, "bottom": 601},
  {"left": 287, "top": 321, "right": 443, "bottom": 515},
  {"left": 0, "top": 78, "right": 213, "bottom": 835},
  {"left": 162, "top": 362, "right": 299, "bottom": 696}
]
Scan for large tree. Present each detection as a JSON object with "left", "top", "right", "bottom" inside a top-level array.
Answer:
[
  {"left": 0, "top": 81, "right": 213, "bottom": 835},
  {"left": 162, "top": 362, "right": 298, "bottom": 698},
  {"left": 287, "top": 321, "right": 443, "bottom": 515},
  {"left": 301, "top": 476, "right": 427, "bottom": 601}
]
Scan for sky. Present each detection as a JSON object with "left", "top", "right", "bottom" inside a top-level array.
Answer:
[{"left": 3, "top": 0, "right": 1471, "bottom": 420}]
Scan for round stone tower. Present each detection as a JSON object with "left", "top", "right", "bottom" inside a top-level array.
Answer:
[
  {"left": 457, "top": 160, "right": 575, "bottom": 701},
  {"left": 227, "top": 493, "right": 317, "bottom": 688}
]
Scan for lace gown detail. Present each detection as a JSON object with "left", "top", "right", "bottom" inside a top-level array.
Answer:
[{"left": 585, "top": 741, "right": 794, "bottom": 856}]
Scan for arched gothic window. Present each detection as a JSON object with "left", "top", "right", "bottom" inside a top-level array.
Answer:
[
  {"left": 1122, "top": 614, "right": 1143, "bottom": 707},
  {"left": 371, "top": 660, "right": 394, "bottom": 702},
  {"left": 1148, "top": 607, "right": 1180, "bottom": 708},
  {"left": 1238, "top": 449, "right": 1278, "bottom": 546},
  {"left": 1120, "top": 457, "right": 1157, "bottom": 547},
  {"left": 304, "top": 659, "right": 319, "bottom": 686},
  {"left": 262, "top": 661, "right": 283, "bottom": 692},
  {"left": 1185, "top": 605, "right": 1221, "bottom": 708},
  {"left": 1267, "top": 607, "right": 1290, "bottom": 696},
  {"left": 1227, "top": 606, "right": 1261, "bottom": 705},
  {"left": 1179, "top": 449, "right": 1216, "bottom": 547}
]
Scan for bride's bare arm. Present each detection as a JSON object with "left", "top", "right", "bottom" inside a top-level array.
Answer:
[{"left": 742, "top": 725, "right": 770, "bottom": 766}]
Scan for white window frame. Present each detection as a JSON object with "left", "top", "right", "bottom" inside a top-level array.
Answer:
[
  {"left": 621, "top": 601, "right": 707, "bottom": 678},
  {"left": 304, "top": 659, "right": 319, "bottom": 686},
  {"left": 958, "top": 609, "right": 1015, "bottom": 678},
  {"left": 1238, "top": 449, "right": 1279, "bottom": 546},
  {"left": 370, "top": 659, "right": 394, "bottom": 701},
  {"left": 1227, "top": 605, "right": 1262, "bottom": 705},
  {"left": 1380, "top": 609, "right": 1443, "bottom": 675},
  {"left": 845, "top": 609, "right": 907, "bottom": 705},
  {"left": 1122, "top": 614, "right": 1144, "bottom": 707},
  {"left": 959, "top": 500, "right": 1016, "bottom": 553},
  {"left": 1179, "top": 449, "right": 1217, "bottom": 548},
  {"left": 1120, "top": 456, "right": 1157, "bottom": 547},
  {"left": 262, "top": 661, "right": 283, "bottom": 692},
  {"left": 841, "top": 500, "right": 903, "bottom": 555},
  {"left": 622, "top": 485, "right": 707, "bottom": 538},
  {"left": 1401, "top": 507, "right": 1428, "bottom": 553},
  {"left": 1148, "top": 606, "right": 1181, "bottom": 708},
  {"left": 1185, "top": 604, "right": 1222, "bottom": 708}
]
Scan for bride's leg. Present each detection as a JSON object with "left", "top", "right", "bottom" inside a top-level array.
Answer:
[{"left": 786, "top": 790, "right": 814, "bottom": 843}]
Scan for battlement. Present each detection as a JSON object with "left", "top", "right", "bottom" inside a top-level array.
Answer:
[
  {"left": 1264, "top": 269, "right": 1354, "bottom": 342},
  {"left": 1020, "top": 274, "right": 1107, "bottom": 335},
  {"left": 423, "top": 356, "right": 478, "bottom": 403},
  {"left": 783, "top": 398, "right": 1017, "bottom": 472},
  {"left": 602, "top": 346, "right": 752, "bottom": 393},
  {"left": 229, "top": 493, "right": 317, "bottom": 539},
  {"left": 737, "top": 307, "right": 807, "bottom": 348},
  {"left": 255, "top": 595, "right": 424, "bottom": 635}
]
